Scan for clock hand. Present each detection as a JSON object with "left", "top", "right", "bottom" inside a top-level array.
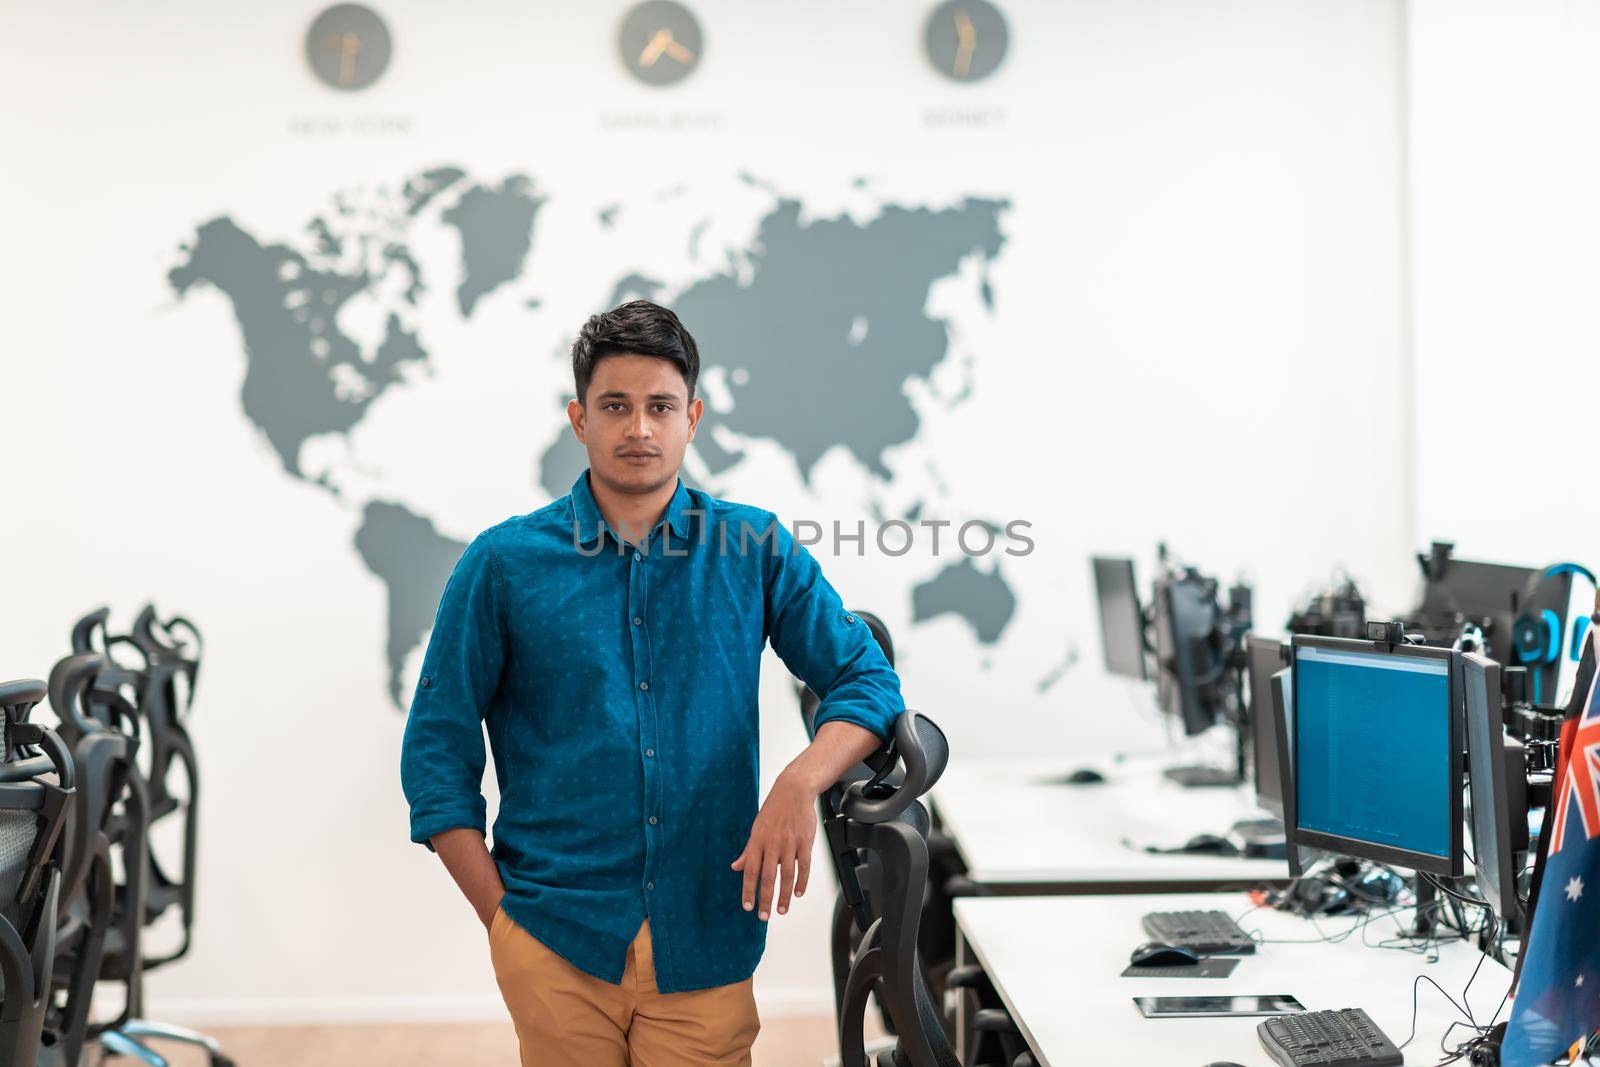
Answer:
[
  {"left": 953, "top": 9, "right": 977, "bottom": 77},
  {"left": 330, "top": 32, "right": 361, "bottom": 86},
  {"left": 662, "top": 37, "right": 694, "bottom": 64},
  {"left": 639, "top": 28, "right": 673, "bottom": 67}
]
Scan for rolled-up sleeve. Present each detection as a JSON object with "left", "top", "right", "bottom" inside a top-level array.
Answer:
[
  {"left": 761, "top": 513, "right": 905, "bottom": 740},
  {"left": 400, "top": 533, "right": 507, "bottom": 851}
]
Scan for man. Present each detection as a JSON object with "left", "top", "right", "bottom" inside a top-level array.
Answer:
[{"left": 400, "top": 300, "right": 905, "bottom": 1066}]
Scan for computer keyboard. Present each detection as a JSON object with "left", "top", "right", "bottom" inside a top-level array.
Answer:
[
  {"left": 1257, "top": 1007, "right": 1403, "bottom": 1067},
  {"left": 1140, "top": 909, "right": 1256, "bottom": 954}
]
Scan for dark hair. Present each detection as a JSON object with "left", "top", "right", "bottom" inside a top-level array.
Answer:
[{"left": 571, "top": 300, "right": 700, "bottom": 403}]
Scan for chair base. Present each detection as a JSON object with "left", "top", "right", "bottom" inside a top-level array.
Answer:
[
  {"left": 99, "top": 1019, "right": 233, "bottom": 1067},
  {"left": 826, "top": 1035, "right": 898, "bottom": 1067}
]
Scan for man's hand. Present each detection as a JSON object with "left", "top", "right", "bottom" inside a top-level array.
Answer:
[
  {"left": 731, "top": 770, "right": 817, "bottom": 920},
  {"left": 430, "top": 827, "right": 507, "bottom": 932},
  {"left": 730, "top": 720, "right": 884, "bottom": 920}
]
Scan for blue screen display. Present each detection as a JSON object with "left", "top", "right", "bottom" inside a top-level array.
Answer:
[{"left": 1294, "top": 645, "right": 1452, "bottom": 860}]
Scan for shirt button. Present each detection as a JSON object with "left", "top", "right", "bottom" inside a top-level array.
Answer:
[
  {"left": 646, "top": 882, "right": 654, "bottom": 891},
  {"left": 645, "top": 748, "right": 655, "bottom": 758},
  {"left": 648, "top": 816, "right": 658, "bottom": 825},
  {"left": 632, "top": 616, "right": 642, "bottom": 626},
  {"left": 639, "top": 681, "right": 649, "bottom": 691},
  {"left": 634, "top": 552, "right": 643, "bottom": 562}
]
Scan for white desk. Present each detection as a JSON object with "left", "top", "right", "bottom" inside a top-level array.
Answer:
[
  {"left": 931, "top": 757, "right": 1290, "bottom": 892},
  {"left": 954, "top": 893, "right": 1512, "bottom": 1067}
]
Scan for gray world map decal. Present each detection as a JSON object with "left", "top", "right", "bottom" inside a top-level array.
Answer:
[{"left": 169, "top": 167, "right": 1019, "bottom": 706}]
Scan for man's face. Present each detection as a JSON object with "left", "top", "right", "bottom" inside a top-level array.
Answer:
[{"left": 568, "top": 353, "right": 702, "bottom": 496}]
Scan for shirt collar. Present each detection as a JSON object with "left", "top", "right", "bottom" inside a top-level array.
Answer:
[
  {"left": 662, "top": 476, "right": 694, "bottom": 539},
  {"left": 569, "top": 468, "right": 693, "bottom": 547}
]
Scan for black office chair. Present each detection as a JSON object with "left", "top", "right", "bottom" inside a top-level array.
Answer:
[
  {"left": 796, "top": 611, "right": 971, "bottom": 1049},
  {"left": 0, "top": 679, "right": 76, "bottom": 1067},
  {"left": 829, "top": 709, "right": 962, "bottom": 1067},
  {"left": 794, "top": 610, "right": 904, "bottom": 1045},
  {"left": 40, "top": 653, "right": 144, "bottom": 1067},
  {"left": 830, "top": 711, "right": 1033, "bottom": 1067},
  {"left": 123, "top": 604, "right": 201, "bottom": 965},
  {"left": 64, "top": 607, "right": 230, "bottom": 1067}
]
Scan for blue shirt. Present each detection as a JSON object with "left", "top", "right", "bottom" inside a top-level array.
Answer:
[{"left": 400, "top": 468, "right": 904, "bottom": 992}]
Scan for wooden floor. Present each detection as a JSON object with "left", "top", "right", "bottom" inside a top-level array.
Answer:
[{"left": 141, "top": 1015, "right": 864, "bottom": 1066}]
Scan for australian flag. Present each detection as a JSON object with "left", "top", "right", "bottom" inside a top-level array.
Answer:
[{"left": 1505, "top": 616, "right": 1600, "bottom": 1066}]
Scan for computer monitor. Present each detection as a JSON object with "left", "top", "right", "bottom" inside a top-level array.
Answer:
[
  {"left": 1462, "top": 652, "right": 1528, "bottom": 928},
  {"left": 1267, "top": 664, "right": 1319, "bottom": 879},
  {"left": 1246, "top": 634, "right": 1287, "bottom": 818},
  {"left": 1289, "top": 635, "right": 1464, "bottom": 877},
  {"left": 1151, "top": 571, "right": 1222, "bottom": 737},
  {"left": 1412, "top": 543, "right": 1537, "bottom": 663},
  {"left": 1092, "top": 556, "right": 1147, "bottom": 681}
]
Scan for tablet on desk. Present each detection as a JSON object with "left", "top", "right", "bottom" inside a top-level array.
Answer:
[{"left": 1133, "top": 994, "right": 1304, "bottom": 1018}]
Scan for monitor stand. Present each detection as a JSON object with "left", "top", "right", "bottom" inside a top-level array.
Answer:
[
  {"left": 1162, "top": 764, "right": 1239, "bottom": 788},
  {"left": 1410, "top": 875, "right": 1438, "bottom": 938},
  {"left": 1230, "top": 816, "right": 1286, "bottom": 859}
]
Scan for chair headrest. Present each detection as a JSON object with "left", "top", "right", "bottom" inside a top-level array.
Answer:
[
  {"left": 0, "top": 680, "right": 46, "bottom": 716},
  {"left": 133, "top": 603, "right": 202, "bottom": 668},
  {"left": 48, "top": 653, "right": 115, "bottom": 742},
  {"left": 840, "top": 711, "right": 949, "bottom": 824},
  {"left": 71, "top": 606, "right": 113, "bottom": 654}
]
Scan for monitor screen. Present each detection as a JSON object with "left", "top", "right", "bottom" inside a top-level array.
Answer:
[
  {"left": 1463, "top": 652, "right": 1520, "bottom": 926},
  {"left": 1291, "top": 638, "right": 1462, "bottom": 876},
  {"left": 1092, "top": 557, "right": 1147, "bottom": 681},
  {"left": 1153, "top": 573, "right": 1221, "bottom": 736},
  {"left": 1247, "top": 635, "right": 1286, "bottom": 817}
]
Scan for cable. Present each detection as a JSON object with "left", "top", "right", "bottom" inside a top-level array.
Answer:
[
  {"left": 1421, "top": 873, "right": 1499, "bottom": 916},
  {"left": 1245, "top": 902, "right": 1418, "bottom": 948},
  {"left": 1250, "top": 867, "right": 1509, "bottom": 1063},
  {"left": 1398, "top": 974, "right": 1480, "bottom": 1052},
  {"left": 1397, "top": 909, "right": 1505, "bottom": 1066},
  {"left": 1455, "top": 915, "right": 1495, "bottom": 1024}
]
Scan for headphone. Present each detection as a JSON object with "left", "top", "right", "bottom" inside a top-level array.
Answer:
[{"left": 1512, "top": 564, "right": 1597, "bottom": 701}]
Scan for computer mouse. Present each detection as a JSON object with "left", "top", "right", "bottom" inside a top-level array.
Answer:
[
  {"left": 1066, "top": 767, "right": 1106, "bottom": 784},
  {"left": 1129, "top": 941, "right": 1200, "bottom": 967},
  {"left": 1182, "top": 833, "right": 1239, "bottom": 855},
  {"left": 1204, "top": 1062, "right": 1248, "bottom": 1067}
]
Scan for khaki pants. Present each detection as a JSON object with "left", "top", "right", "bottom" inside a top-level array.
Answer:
[{"left": 488, "top": 905, "right": 760, "bottom": 1067}]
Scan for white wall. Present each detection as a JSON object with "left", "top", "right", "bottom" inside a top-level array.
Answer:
[
  {"left": 0, "top": 1, "right": 1411, "bottom": 1023},
  {"left": 1408, "top": 0, "right": 1600, "bottom": 565}
]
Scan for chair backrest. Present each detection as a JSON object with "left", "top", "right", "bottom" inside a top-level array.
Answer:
[
  {"left": 97, "top": 606, "right": 203, "bottom": 966},
  {"left": 130, "top": 604, "right": 202, "bottom": 680},
  {"left": 829, "top": 710, "right": 958, "bottom": 1067},
  {"left": 42, "top": 653, "right": 141, "bottom": 1064},
  {"left": 795, "top": 610, "right": 909, "bottom": 1032},
  {"left": 68, "top": 609, "right": 112, "bottom": 659},
  {"left": 125, "top": 658, "right": 199, "bottom": 968},
  {"left": 130, "top": 604, "right": 203, "bottom": 770},
  {"left": 0, "top": 679, "right": 75, "bottom": 1067},
  {"left": 78, "top": 606, "right": 199, "bottom": 818},
  {"left": 68, "top": 611, "right": 149, "bottom": 742}
]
